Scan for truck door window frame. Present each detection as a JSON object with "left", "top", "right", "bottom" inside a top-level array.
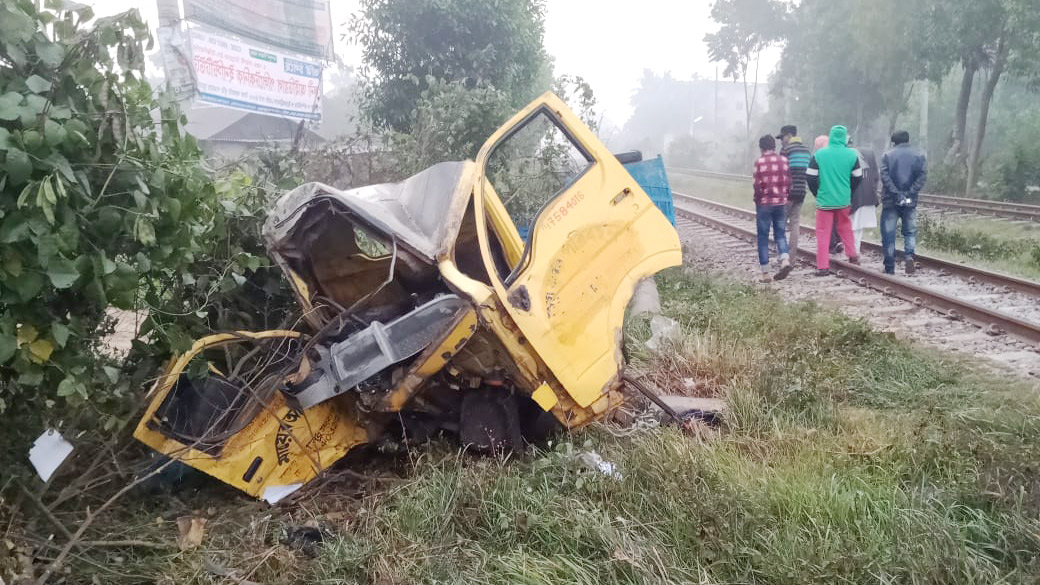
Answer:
[{"left": 480, "top": 106, "right": 596, "bottom": 286}]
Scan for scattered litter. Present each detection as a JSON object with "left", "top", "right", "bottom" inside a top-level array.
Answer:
[
  {"left": 28, "top": 429, "right": 74, "bottom": 482},
  {"left": 645, "top": 315, "right": 681, "bottom": 351},
  {"left": 261, "top": 483, "right": 303, "bottom": 505},
  {"left": 204, "top": 558, "right": 260, "bottom": 585},
  {"left": 577, "top": 451, "right": 623, "bottom": 480},
  {"left": 176, "top": 516, "right": 207, "bottom": 550}
]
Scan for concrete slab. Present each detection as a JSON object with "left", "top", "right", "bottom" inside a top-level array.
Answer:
[{"left": 651, "top": 395, "right": 727, "bottom": 414}]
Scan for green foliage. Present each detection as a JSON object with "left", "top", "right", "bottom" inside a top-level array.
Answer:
[
  {"left": 389, "top": 78, "right": 516, "bottom": 176},
  {"left": 350, "top": 0, "right": 549, "bottom": 132},
  {"left": 704, "top": 0, "right": 786, "bottom": 81},
  {"left": 916, "top": 214, "right": 1040, "bottom": 269},
  {"left": 978, "top": 103, "right": 1040, "bottom": 203},
  {"left": 0, "top": 2, "right": 291, "bottom": 435},
  {"left": 552, "top": 74, "right": 598, "bottom": 131},
  {"left": 704, "top": 0, "right": 786, "bottom": 135},
  {"left": 665, "top": 134, "right": 708, "bottom": 169}
]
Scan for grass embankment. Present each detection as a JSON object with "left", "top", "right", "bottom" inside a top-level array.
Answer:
[
  {"left": 673, "top": 173, "right": 1040, "bottom": 279},
  {"left": 19, "top": 268, "right": 1040, "bottom": 584}
]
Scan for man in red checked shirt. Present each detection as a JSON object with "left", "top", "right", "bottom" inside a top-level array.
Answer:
[{"left": 752, "top": 135, "right": 793, "bottom": 282}]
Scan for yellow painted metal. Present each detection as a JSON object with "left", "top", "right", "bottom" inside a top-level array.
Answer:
[
  {"left": 133, "top": 91, "right": 681, "bottom": 499},
  {"left": 379, "top": 308, "right": 480, "bottom": 412},
  {"left": 530, "top": 383, "right": 559, "bottom": 411},
  {"left": 133, "top": 331, "right": 370, "bottom": 498},
  {"left": 472, "top": 92, "right": 682, "bottom": 409}
]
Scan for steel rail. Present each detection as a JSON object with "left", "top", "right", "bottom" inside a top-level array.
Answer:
[
  {"left": 668, "top": 167, "right": 1040, "bottom": 221},
  {"left": 673, "top": 201, "right": 1040, "bottom": 346},
  {"left": 916, "top": 194, "right": 1040, "bottom": 221},
  {"left": 673, "top": 191, "right": 1040, "bottom": 297}
]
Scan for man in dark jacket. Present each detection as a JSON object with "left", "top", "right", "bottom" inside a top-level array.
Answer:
[
  {"left": 880, "top": 130, "right": 928, "bottom": 275},
  {"left": 777, "top": 125, "right": 810, "bottom": 256}
]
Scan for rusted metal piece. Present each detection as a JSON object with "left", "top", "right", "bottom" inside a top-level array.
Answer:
[
  {"left": 674, "top": 201, "right": 1040, "bottom": 346},
  {"left": 674, "top": 192, "right": 1040, "bottom": 298}
]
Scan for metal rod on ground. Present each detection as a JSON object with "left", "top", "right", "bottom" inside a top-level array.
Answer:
[{"left": 621, "top": 373, "right": 684, "bottom": 424}]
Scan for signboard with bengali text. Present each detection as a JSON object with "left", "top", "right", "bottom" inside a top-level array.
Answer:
[
  {"left": 190, "top": 27, "right": 322, "bottom": 121},
  {"left": 185, "top": 0, "right": 333, "bottom": 60}
]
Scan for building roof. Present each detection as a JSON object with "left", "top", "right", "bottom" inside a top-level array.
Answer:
[{"left": 184, "top": 106, "right": 324, "bottom": 145}]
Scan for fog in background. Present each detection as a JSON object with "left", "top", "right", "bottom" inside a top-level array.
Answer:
[{"left": 85, "top": 0, "right": 779, "bottom": 164}]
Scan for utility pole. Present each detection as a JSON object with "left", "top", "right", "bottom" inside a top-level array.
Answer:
[
  {"left": 156, "top": 0, "right": 195, "bottom": 102},
  {"left": 919, "top": 81, "right": 929, "bottom": 156},
  {"left": 714, "top": 66, "right": 719, "bottom": 137},
  {"left": 156, "top": 0, "right": 178, "bottom": 28}
]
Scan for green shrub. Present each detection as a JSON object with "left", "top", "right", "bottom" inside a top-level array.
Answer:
[{"left": 0, "top": 2, "right": 292, "bottom": 452}]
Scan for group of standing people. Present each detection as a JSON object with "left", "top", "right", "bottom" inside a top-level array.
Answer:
[{"left": 751, "top": 124, "right": 928, "bottom": 280}]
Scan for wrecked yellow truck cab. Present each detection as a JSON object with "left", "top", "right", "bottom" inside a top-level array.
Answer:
[{"left": 133, "top": 92, "right": 682, "bottom": 499}]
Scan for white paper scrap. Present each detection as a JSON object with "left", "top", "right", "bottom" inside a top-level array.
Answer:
[
  {"left": 28, "top": 429, "right": 74, "bottom": 482},
  {"left": 261, "top": 483, "right": 303, "bottom": 505}
]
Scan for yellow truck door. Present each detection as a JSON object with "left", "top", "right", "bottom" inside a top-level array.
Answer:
[{"left": 472, "top": 92, "right": 681, "bottom": 408}]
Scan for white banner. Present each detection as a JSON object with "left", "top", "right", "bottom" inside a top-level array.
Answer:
[
  {"left": 158, "top": 27, "right": 195, "bottom": 102},
  {"left": 185, "top": 0, "right": 333, "bottom": 59},
  {"left": 190, "top": 28, "right": 323, "bottom": 121}
]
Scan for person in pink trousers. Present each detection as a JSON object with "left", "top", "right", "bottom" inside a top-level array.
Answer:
[{"left": 805, "top": 126, "right": 862, "bottom": 275}]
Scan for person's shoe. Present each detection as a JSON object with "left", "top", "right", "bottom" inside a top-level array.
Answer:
[
  {"left": 883, "top": 267, "right": 895, "bottom": 275},
  {"left": 760, "top": 272, "right": 773, "bottom": 283},
  {"left": 774, "top": 258, "right": 793, "bottom": 281},
  {"left": 905, "top": 257, "right": 916, "bottom": 275},
  {"left": 848, "top": 256, "right": 861, "bottom": 266},
  {"left": 814, "top": 269, "right": 830, "bottom": 277},
  {"left": 830, "top": 242, "right": 844, "bottom": 255}
]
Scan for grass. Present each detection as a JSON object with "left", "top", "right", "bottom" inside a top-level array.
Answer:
[
  {"left": 7, "top": 269, "right": 1040, "bottom": 584},
  {"left": 916, "top": 215, "right": 1040, "bottom": 279},
  {"left": 673, "top": 173, "right": 1040, "bottom": 280}
]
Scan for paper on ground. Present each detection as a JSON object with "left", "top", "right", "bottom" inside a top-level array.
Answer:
[
  {"left": 28, "top": 429, "right": 74, "bottom": 482},
  {"left": 262, "top": 483, "right": 303, "bottom": 504}
]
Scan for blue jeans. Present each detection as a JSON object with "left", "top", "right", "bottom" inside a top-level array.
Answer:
[
  {"left": 881, "top": 206, "right": 917, "bottom": 272},
  {"left": 756, "top": 204, "right": 789, "bottom": 269}
]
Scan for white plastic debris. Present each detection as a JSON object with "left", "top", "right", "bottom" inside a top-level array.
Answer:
[
  {"left": 261, "top": 483, "right": 303, "bottom": 504},
  {"left": 645, "top": 315, "right": 681, "bottom": 351},
  {"left": 577, "top": 451, "right": 623, "bottom": 480},
  {"left": 628, "top": 279, "right": 662, "bottom": 316},
  {"left": 28, "top": 429, "right": 74, "bottom": 482}
]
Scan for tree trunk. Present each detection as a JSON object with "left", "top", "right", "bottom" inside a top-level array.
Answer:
[
  {"left": 966, "top": 30, "right": 1010, "bottom": 197},
  {"left": 945, "top": 60, "right": 977, "bottom": 165}
]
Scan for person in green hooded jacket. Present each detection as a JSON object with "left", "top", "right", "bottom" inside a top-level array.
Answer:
[{"left": 805, "top": 125, "right": 862, "bottom": 276}]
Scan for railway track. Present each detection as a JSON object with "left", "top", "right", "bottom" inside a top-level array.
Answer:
[
  {"left": 676, "top": 192, "right": 1040, "bottom": 297},
  {"left": 671, "top": 194, "right": 1040, "bottom": 374},
  {"left": 668, "top": 167, "right": 1040, "bottom": 222}
]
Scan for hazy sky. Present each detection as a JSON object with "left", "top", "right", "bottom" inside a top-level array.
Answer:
[{"left": 85, "top": 0, "right": 779, "bottom": 127}]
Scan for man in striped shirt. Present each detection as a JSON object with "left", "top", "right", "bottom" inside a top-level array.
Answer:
[
  {"left": 777, "top": 125, "right": 810, "bottom": 256},
  {"left": 752, "top": 135, "right": 793, "bottom": 282}
]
